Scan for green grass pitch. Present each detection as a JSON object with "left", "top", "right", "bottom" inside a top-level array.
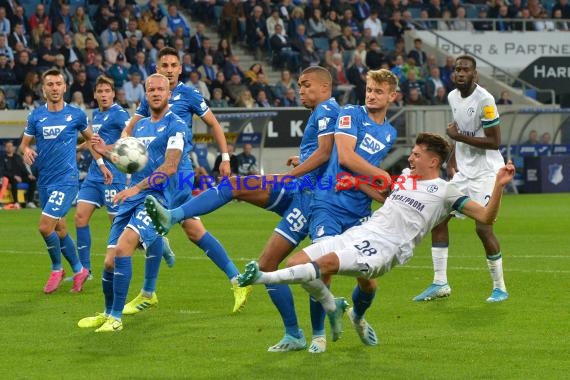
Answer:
[{"left": 0, "top": 193, "right": 568, "bottom": 379}]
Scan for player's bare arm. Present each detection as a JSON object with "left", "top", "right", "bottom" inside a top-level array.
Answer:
[
  {"left": 81, "top": 127, "right": 113, "bottom": 185},
  {"left": 19, "top": 135, "right": 37, "bottom": 166},
  {"left": 288, "top": 134, "right": 334, "bottom": 178},
  {"left": 202, "top": 110, "right": 230, "bottom": 177},
  {"left": 447, "top": 121, "right": 501, "bottom": 150},
  {"left": 461, "top": 161, "right": 514, "bottom": 224},
  {"left": 335, "top": 134, "right": 391, "bottom": 186},
  {"left": 113, "top": 148, "right": 182, "bottom": 204}
]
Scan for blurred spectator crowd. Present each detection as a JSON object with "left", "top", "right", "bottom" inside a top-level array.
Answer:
[{"left": 0, "top": 0, "right": 568, "bottom": 111}]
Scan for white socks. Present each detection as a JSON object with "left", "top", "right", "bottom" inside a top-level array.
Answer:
[
  {"left": 432, "top": 246, "right": 448, "bottom": 285},
  {"left": 258, "top": 262, "right": 318, "bottom": 284},
  {"left": 487, "top": 253, "right": 506, "bottom": 291}
]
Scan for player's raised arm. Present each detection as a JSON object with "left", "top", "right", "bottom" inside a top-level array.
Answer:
[
  {"left": 461, "top": 161, "right": 514, "bottom": 224},
  {"left": 201, "top": 110, "right": 230, "bottom": 177}
]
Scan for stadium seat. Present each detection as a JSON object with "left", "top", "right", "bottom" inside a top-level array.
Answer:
[
  {"left": 313, "top": 37, "right": 330, "bottom": 53},
  {"left": 379, "top": 36, "right": 395, "bottom": 52},
  {"left": 524, "top": 89, "right": 537, "bottom": 100}
]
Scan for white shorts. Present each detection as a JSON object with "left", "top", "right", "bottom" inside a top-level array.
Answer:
[
  {"left": 303, "top": 225, "right": 402, "bottom": 280},
  {"left": 451, "top": 171, "right": 496, "bottom": 206}
]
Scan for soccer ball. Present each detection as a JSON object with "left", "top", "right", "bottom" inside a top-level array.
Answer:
[{"left": 110, "top": 137, "right": 149, "bottom": 174}]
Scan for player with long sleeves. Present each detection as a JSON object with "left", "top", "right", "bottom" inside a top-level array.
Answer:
[
  {"left": 120, "top": 47, "right": 249, "bottom": 314},
  {"left": 144, "top": 66, "right": 339, "bottom": 352},
  {"left": 238, "top": 133, "right": 515, "bottom": 346},
  {"left": 19, "top": 69, "right": 91, "bottom": 294},
  {"left": 78, "top": 74, "right": 192, "bottom": 332},
  {"left": 414, "top": 55, "right": 509, "bottom": 303}
]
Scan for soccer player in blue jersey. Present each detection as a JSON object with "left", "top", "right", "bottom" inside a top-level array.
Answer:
[
  {"left": 78, "top": 74, "right": 192, "bottom": 332},
  {"left": 305, "top": 68, "right": 398, "bottom": 352},
  {"left": 144, "top": 66, "right": 339, "bottom": 352},
  {"left": 119, "top": 47, "right": 249, "bottom": 314},
  {"left": 73, "top": 76, "right": 129, "bottom": 273},
  {"left": 19, "top": 69, "right": 92, "bottom": 294},
  {"left": 73, "top": 76, "right": 174, "bottom": 278}
]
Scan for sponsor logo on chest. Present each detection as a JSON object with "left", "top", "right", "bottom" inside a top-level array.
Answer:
[
  {"left": 359, "top": 133, "right": 385, "bottom": 154},
  {"left": 42, "top": 125, "right": 68, "bottom": 139}
]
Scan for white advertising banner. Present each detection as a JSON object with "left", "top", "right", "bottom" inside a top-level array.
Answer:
[{"left": 416, "top": 31, "right": 570, "bottom": 73}]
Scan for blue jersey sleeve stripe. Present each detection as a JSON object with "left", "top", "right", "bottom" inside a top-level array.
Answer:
[
  {"left": 482, "top": 118, "right": 500, "bottom": 128},
  {"left": 23, "top": 132, "right": 34, "bottom": 136},
  {"left": 452, "top": 196, "right": 470, "bottom": 212}
]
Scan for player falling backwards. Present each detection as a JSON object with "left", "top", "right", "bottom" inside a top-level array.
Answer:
[
  {"left": 238, "top": 133, "right": 515, "bottom": 346},
  {"left": 120, "top": 47, "right": 250, "bottom": 315},
  {"left": 74, "top": 75, "right": 175, "bottom": 278},
  {"left": 144, "top": 66, "right": 339, "bottom": 352},
  {"left": 303, "top": 68, "right": 398, "bottom": 353},
  {"left": 20, "top": 69, "right": 92, "bottom": 294},
  {"left": 414, "top": 55, "right": 509, "bottom": 303},
  {"left": 78, "top": 74, "right": 192, "bottom": 332}
]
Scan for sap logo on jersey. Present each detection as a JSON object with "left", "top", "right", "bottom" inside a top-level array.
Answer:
[
  {"left": 359, "top": 133, "right": 385, "bottom": 154},
  {"left": 42, "top": 125, "right": 67, "bottom": 139}
]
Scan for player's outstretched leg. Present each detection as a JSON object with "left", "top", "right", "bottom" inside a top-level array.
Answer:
[
  {"left": 144, "top": 195, "right": 173, "bottom": 235},
  {"left": 412, "top": 283, "right": 451, "bottom": 302},
  {"left": 238, "top": 261, "right": 262, "bottom": 286},
  {"left": 327, "top": 297, "right": 348, "bottom": 342},
  {"left": 347, "top": 307, "right": 378, "bottom": 346}
]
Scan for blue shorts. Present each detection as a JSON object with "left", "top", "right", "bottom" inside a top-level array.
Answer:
[
  {"left": 77, "top": 179, "right": 127, "bottom": 214},
  {"left": 265, "top": 181, "right": 295, "bottom": 216},
  {"left": 309, "top": 203, "right": 370, "bottom": 241},
  {"left": 107, "top": 198, "right": 160, "bottom": 249},
  {"left": 273, "top": 189, "right": 313, "bottom": 246},
  {"left": 39, "top": 184, "right": 78, "bottom": 219}
]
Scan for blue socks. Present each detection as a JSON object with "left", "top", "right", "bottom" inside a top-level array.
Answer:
[
  {"left": 352, "top": 285, "right": 376, "bottom": 320},
  {"left": 76, "top": 225, "right": 91, "bottom": 271},
  {"left": 310, "top": 292, "right": 327, "bottom": 337},
  {"left": 111, "top": 256, "right": 132, "bottom": 319},
  {"left": 44, "top": 232, "right": 62, "bottom": 271},
  {"left": 102, "top": 270, "right": 114, "bottom": 315},
  {"left": 171, "top": 185, "right": 234, "bottom": 223},
  {"left": 197, "top": 232, "right": 238, "bottom": 280},
  {"left": 143, "top": 238, "right": 163, "bottom": 293},
  {"left": 60, "top": 234, "right": 82, "bottom": 273},
  {"left": 265, "top": 284, "right": 301, "bottom": 339}
]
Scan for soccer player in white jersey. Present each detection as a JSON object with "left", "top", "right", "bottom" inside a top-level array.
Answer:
[
  {"left": 20, "top": 69, "right": 93, "bottom": 294},
  {"left": 413, "top": 55, "right": 509, "bottom": 303},
  {"left": 237, "top": 133, "right": 515, "bottom": 344}
]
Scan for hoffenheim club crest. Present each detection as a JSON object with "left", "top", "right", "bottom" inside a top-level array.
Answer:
[{"left": 548, "top": 164, "right": 563, "bottom": 186}]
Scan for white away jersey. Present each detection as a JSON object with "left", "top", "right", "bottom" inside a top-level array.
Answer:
[
  {"left": 363, "top": 169, "right": 468, "bottom": 264},
  {"left": 448, "top": 85, "right": 504, "bottom": 178}
]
